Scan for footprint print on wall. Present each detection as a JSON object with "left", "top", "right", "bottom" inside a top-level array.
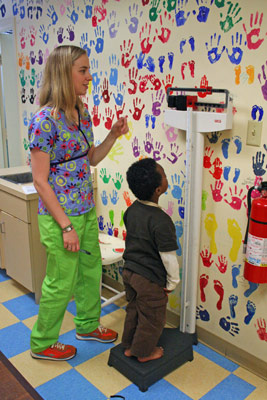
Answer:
[
  {"left": 200, "top": 274, "right": 209, "bottom": 302},
  {"left": 214, "top": 279, "right": 224, "bottom": 310},
  {"left": 244, "top": 300, "right": 256, "bottom": 325},
  {"left": 227, "top": 218, "right": 242, "bottom": 262},
  {"left": 204, "top": 213, "right": 218, "bottom": 254}
]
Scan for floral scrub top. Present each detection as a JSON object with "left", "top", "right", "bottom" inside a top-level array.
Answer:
[{"left": 28, "top": 106, "right": 95, "bottom": 216}]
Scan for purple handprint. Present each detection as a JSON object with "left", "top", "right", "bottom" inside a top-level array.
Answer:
[
  {"left": 166, "top": 143, "right": 183, "bottom": 164},
  {"left": 132, "top": 136, "right": 141, "bottom": 158},
  {"left": 252, "top": 152, "right": 266, "bottom": 176},
  {"left": 153, "top": 141, "right": 164, "bottom": 161},
  {"left": 258, "top": 62, "right": 267, "bottom": 101},
  {"left": 152, "top": 89, "right": 165, "bottom": 116},
  {"left": 143, "top": 132, "right": 154, "bottom": 154}
]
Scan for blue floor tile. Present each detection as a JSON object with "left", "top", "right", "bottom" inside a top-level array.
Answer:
[
  {"left": 3, "top": 293, "right": 39, "bottom": 320},
  {"left": 200, "top": 374, "right": 256, "bottom": 400},
  {"left": 0, "top": 322, "right": 31, "bottom": 358},
  {"left": 36, "top": 369, "right": 106, "bottom": 400},
  {"left": 193, "top": 342, "right": 239, "bottom": 372},
  {"left": 58, "top": 329, "right": 115, "bottom": 367},
  {"left": 117, "top": 380, "right": 193, "bottom": 399},
  {"left": 0, "top": 268, "right": 10, "bottom": 282}
]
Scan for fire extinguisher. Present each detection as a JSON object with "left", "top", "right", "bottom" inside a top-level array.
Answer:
[{"left": 243, "top": 181, "right": 267, "bottom": 283}]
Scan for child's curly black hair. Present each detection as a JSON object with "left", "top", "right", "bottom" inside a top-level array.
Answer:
[{"left": 126, "top": 158, "right": 162, "bottom": 201}]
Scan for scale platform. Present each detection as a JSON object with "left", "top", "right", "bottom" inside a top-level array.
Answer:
[{"left": 108, "top": 328, "right": 196, "bottom": 392}]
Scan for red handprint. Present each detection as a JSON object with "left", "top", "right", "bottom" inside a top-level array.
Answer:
[
  {"left": 115, "top": 103, "right": 126, "bottom": 120},
  {"left": 200, "top": 249, "right": 214, "bottom": 267},
  {"left": 155, "top": 12, "right": 173, "bottom": 43},
  {"left": 224, "top": 185, "right": 246, "bottom": 210},
  {"left": 255, "top": 318, "right": 267, "bottom": 341},
  {"left": 149, "top": 74, "right": 161, "bottom": 90},
  {"left": 162, "top": 74, "right": 174, "bottom": 94},
  {"left": 139, "top": 22, "right": 156, "bottom": 54},
  {"left": 123, "top": 191, "right": 132, "bottom": 207},
  {"left": 128, "top": 67, "right": 138, "bottom": 95},
  {"left": 209, "top": 157, "right": 223, "bottom": 180},
  {"left": 210, "top": 180, "right": 224, "bottom": 202},
  {"left": 243, "top": 12, "right": 265, "bottom": 50},
  {"left": 215, "top": 255, "right": 227, "bottom": 273},
  {"left": 120, "top": 39, "right": 134, "bottom": 68},
  {"left": 104, "top": 107, "right": 115, "bottom": 130},
  {"left": 203, "top": 146, "right": 214, "bottom": 168},
  {"left": 129, "top": 98, "right": 145, "bottom": 121},
  {"left": 198, "top": 75, "right": 209, "bottom": 98},
  {"left": 101, "top": 78, "right": 111, "bottom": 103},
  {"left": 92, "top": 106, "right": 101, "bottom": 127},
  {"left": 139, "top": 75, "right": 149, "bottom": 93}
]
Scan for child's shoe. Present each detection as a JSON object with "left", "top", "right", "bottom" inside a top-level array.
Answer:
[
  {"left": 76, "top": 325, "right": 118, "bottom": 343},
  {"left": 30, "top": 342, "right": 77, "bottom": 361}
]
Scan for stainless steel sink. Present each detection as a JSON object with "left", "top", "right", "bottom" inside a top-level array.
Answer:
[{"left": 0, "top": 172, "right": 33, "bottom": 184}]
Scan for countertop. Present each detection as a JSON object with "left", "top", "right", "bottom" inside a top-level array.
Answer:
[
  {"left": 0, "top": 166, "right": 37, "bottom": 201},
  {"left": 0, "top": 166, "right": 97, "bottom": 201}
]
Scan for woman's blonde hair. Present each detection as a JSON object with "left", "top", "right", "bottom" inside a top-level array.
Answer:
[{"left": 39, "top": 45, "right": 87, "bottom": 123}]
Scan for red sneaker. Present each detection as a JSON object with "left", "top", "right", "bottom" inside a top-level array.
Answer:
[
  {"left": 30, "top": 342, "right": 77, "bottom": 361},
  {"left": 76, "top": 325, "right": 118, "bottom": 343}
]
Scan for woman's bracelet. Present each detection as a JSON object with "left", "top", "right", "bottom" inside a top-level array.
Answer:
[{"left": 62, "top": 223, "right": 74, "bottom": 233}]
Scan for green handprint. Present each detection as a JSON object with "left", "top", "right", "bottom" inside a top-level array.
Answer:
[
  {"left": 99, "top": 168, "right": 111, "bottom": 183},
  {"left": 108, "top": 142, "right": 124, "bottom": 164},
  {"left": 109, "top": 209, "right": 114, "bottom": 225},
  {"left": 120, "top": 210, "right": 124, "bottom": 227},
  {"left": 112, "top": 172, "right": 123, "bottom": 190}
]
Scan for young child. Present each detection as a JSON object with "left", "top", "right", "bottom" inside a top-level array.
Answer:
[{"left": 122, "top": 158, "right": 180, "bottom": 362}]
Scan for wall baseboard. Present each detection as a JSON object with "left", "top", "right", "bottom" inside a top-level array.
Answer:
[{"left": 166, "top": 309, "right": 267, "bottom": 381}]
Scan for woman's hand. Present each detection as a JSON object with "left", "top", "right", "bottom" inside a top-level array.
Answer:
[
  {"left": 63, "top": 229, "right": 80, "bottom": 252},
  {"left": 110, "top": 116, "right": 129, "bottom": 139}
]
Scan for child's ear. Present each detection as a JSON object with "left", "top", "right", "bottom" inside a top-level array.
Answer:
[{"left": 155, "top": 186, "right": 162, "bottom": 195}]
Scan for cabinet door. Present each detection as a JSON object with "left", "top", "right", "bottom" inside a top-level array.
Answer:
[{"left": 0, "top": 211, "right": 33, "bottom": 291}]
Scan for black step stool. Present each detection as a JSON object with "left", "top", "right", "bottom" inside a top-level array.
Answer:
[{"left": 108, "top": 328, "right": 196, "bottom": 392}]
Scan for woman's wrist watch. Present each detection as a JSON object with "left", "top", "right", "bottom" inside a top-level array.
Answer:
[{"left": 62, "top": 223, "right": 74, "bottom": 233}]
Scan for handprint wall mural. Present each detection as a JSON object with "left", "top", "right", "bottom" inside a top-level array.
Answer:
[{"left": 1, "top": 0, "right": 266, "bottom": 372}]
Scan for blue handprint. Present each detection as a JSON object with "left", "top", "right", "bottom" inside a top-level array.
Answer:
[
  {"left": 178, "top": 198, "right": 184, "bottom": 219},
  {"left": 84, "top": 0, "right": 93, "bottom": 19},
  {"left": 175, "top": 221, "right": 183, "bottom": 256},
  {"left": 98, "top": 215, "right": 106, "bottom": 231},
  {"left": 100, "top": 190, "right": 108, "bottom": 206},
  {"left": 109, "top": 54, "right": 120, "bottom": 86},
  {"left": 92, "top": 85, "right": 101, "bottom": 106},
  {"left": 91, "top": 59, "right": 101, "bottom": 87},
  {"left": 95, "top": 26, "right": 104, "bottom": 54},
  {"left": 146, "top": 56, "right": 155, "bottom": 73},
  {"left": 226, "top": 32, "right": 245, "bottom": 65},
  {"left": 67, "top": 4, "right": 79, "bottom": 25},
  {"left": 113, "top": 83, "right": 125, "bottom": 106},
  {"left": 175, "top": 0, "right": 190, "bottom": 27},
  {"left": 106, "top": 222, "right": 114, "bottom": 236},
  {"left": 196, "top": 305, "right": 210, "bottom": 321},
  {"left": 219, "top": 316, "right": 239, "bottom": 336},
  {"left": 205, "top": 33, "right": 225, "bottom": 64},
  {"left": 193, "top": 0, "right": 213, "bottom": 23},
  {"left": 80, "top": 33, "right": 93, "bottom": 57},
  {"left": 252, "top": 152, "right": 266, "bottom": 176},
  {"left": 171, "top": 174, "right": 185, "bottom": 200},
  {"left": 136, "top": 51, "right": 146, "bottom": 70},
  {"left": 47, "top": 5, "right": 58, "bottom": 26},
  {"left": 110, "top": 190, "right": 119, "bottom": 205},
  {"left": 39, "top": 24, "right": 49, "bottom": 44}
]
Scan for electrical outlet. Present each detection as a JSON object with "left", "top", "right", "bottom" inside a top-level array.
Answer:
[{"left": 246, "top": 120, "right": 262, "bottom": 146}]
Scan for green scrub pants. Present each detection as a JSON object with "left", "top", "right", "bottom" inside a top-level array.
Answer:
[{"left": 30, "top": 207, "right": 102, "bottom": 353}]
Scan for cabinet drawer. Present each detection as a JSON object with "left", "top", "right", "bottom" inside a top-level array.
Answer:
[{"left": 0, "top": 191, "right": 29, "bottom": 222}]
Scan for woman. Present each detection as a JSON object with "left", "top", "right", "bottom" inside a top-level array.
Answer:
[{"left": 29, "top": 45, "right": 128, "bottom": 361}]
